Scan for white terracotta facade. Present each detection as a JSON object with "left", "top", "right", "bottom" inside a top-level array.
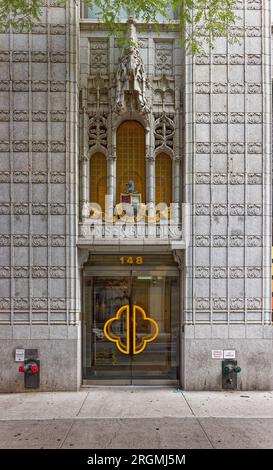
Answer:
[{"left": 0, "top": 1, "right": 272, "bottom": 391}]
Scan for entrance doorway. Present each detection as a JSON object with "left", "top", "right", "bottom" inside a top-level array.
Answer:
[{"left": 82, "top": 254, "right": 180, "bottom": 385}]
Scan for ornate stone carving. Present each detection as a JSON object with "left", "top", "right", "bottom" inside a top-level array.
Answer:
[
  {"left": 0, "top": 111, "right": 10, "bottom": 121},
  {"left": 247, "top": 298, "right": 261, "bottom": 309},
  {"left": 32, "top": 111, "right": 47, "bottom": 121},
  {"left": 196, "top": 113, "right": 210, "bottom": 124},
  {"left": 230, "top": 236, "right": 244, "bottom": 246},
  {"left": 195, "top": 55, "right": 209, "bottom": 65},
  {"left": 14, "top": 172, "right": 28, "bottom": 183},
  {"left": 195, "top": 204, "right": 210, "bottom": 216},
  {"left": 195, "top": 267, "right": 210, "bottom": 278},
  {"left": 32, "top": 204, "right": 47, "bottom": 215},
  {"left": 155, "top": 41, "right": 173, "bottom": 74},
  {"left": 248, "top": 84, "right": 262, "bottom": 94},
  {"left": 248, "top": 173, "right": 262, "bottom": 185},
  {"left": 32, "top": 235, "right": 48, "bottom": 247},
  {"left": 32, "top": 267, "right": 48, "bottom": 278},
  {"left": 50, "top": 298, "right": 66, "bottom": 309},
  {"left": 13, "top": 235, "right": 29, "bottom": 246},
  {"left": 230, "top": 143, "right": 244, "bottom": 154},
  {"left": 0, "top": 298, "right": 10, "bottom": 309},
  {"left": 230, "top": 173, "right": 244, "bottom": 184},
  {"left": 213, "top": 174, "right": 227, "bottom": 184},
  {"left": 196, "top": 173, "right": 210, "bottom": 184},
  {"left": 195, "top": 82, "right": 210, "bottom": 94},
  {"left": 195, "top": 298, "right": 210, "bottom": 310},
  {"left": 213, "top": 204, "right": 227, "bottom": 216},
  {"left": 0, "top": 235, "right": 10, "bottom": 246},
  {"left": 213, "top": 298, "right": 227, "bottom": 310},
  {"left": 247, "top": 267, "right": 262, "bottom": 278},
  {"left": 0, "top": 172, "right": 9, "bottom": 183},
  {"left": 14, "top": 298, "right": 29, "bottom": 309},
  {"left": 230, "top": 83, "right": 244, "bottom": 94},
  {"left": 115, "top": 19, "right": 150, "bottom": 115},
  {"left": 247, "top": 54, "right": 261, "bottom": 65},
  {"left": 230, "top": 298, "right": 244, "bottom": 310},
  {"left": 247, "top": 235, "right": 261, "bottom": 246},
  {"left": 50, "top": 204, "right": 66, "bottom": 215},
  {"left": 248, "top": 143, "right": 262, "bottom": 154},
  {"left": 213, "top": 267, "right": 227, "bottom": 278},
  {"left": 90, "top": 40, "right": 108, "bottom": 74},
  {"left": 32, "top": 172, "right": 47, "bottom": 183},
  {"left": 14, "top": 267, "right": 29, "bottom": 277},
  {"left": 213, "top": 113, "right": 227, "bottom": 124},
  {"left": 213, "top": 55, "right": 227, "bottom": 65},
  {"left": 50, "top": 172, "right": 66, "bottom": 184},
  {"left": 13, "top": 110, "right": 28, "bottom": 121},
  {"left": 213, "top": 82, "right": 228, "bottom": 94},
  {"left": 88, "top": 113, "right": 107, "bottom": 150},
  {"left": 0, "top": 267, "right": 10, "bottom": 278},
  {"left": 247, "top": 113, "right": 262, "bottom": 124},
  {"left": 196, "top": 143, "right": 210, "bottom": 154},
  {"left": 230, "top": 113, "right": 244, "bottom": 124},
  {"left": 50, "top": 267, "right": 66, "bottom": 278},
  {"left": 230, "top": 267, "right": 244, "bottom": 278},
  {"left": 51, "top": 236, "right": 65, "bottom": 246},
  {"left": 247, "top": 204, "right": 262, "bottom": 216},
  {"left": 195, "top": 236, "right": 210, "bottom": 247},
  {"left": 32, "top": 298, "right": 48, "bottom": 309},
  {"left": 213, "top": 143, "right": 228, "bottom": 153},
  {"left": 14, "top": 203, "right": 29, "bottom": 215},
  {"left": 154, "top": 112, "right": 175, "bottom": 152},
  {"left": 213, "top": 236, "right": 227, "bottom": 247},
  {"left": 230, "top": 205, "right": 244, "bottom": 216}
]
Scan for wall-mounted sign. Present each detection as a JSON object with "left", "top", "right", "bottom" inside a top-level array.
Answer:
[
  {"left": 211, "top": 349, "right": 223, "bottom": 359},
  {"left": 15, "top": 349, "right": 25, "bottom": 362},
  {"left": 120, "top": 256, "right": 143, "bottom": 265},
  {"left": 224, "top": 349, "right": 236, "bottom": 359}
]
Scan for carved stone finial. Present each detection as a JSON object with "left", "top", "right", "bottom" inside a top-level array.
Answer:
[{"left": 115, "top": 18, "right": 150, "bottom": 115}]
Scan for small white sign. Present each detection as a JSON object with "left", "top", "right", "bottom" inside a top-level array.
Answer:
[
  {"left": 15, "top": 349, "right": 25, "bottom": 362},
  {"left": 224, "top": 349, "right": 236, "bottom": 359},
  {"left": 212, "top": 349, "right": 223, "bottom": 359}
]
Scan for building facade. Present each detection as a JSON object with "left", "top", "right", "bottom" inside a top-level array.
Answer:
[{"left": 0, "top": 0, "right": 272, "bottom": 391}]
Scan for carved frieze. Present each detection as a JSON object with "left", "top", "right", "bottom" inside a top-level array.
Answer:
[
  {"left": 51, "top": 236, "right": 65, "bottom": 246},
  {"left": 247, "top": 267, "right": 262, "bottom": 278},
  {"left": 195, "top": 298, "right": 210, "bottom": 310},
  {"left": 32, "top": 235, "right": 48, "bottom": 247},
  {"left": 247, "top": 298, "right": 261, "bottom": 309},
  {"left": 213, "top": 204, "right": 227, "bottom": 216},
  {"left": 247, "top": 235, "right": 261, "bottom": 246},
  {"left": 0, "top": 235, "right": 11, "bottom": 246},
  {"left": 32, "top": 298, "right": 48, "bottom": 309},
  {"left": 155, "top": 41, "right": 173, "bottom": 74},
  {"left": 213, "top": 298, "right": 227, "bottom": 310},
  {"left": 32, "top": 267, "right": 48, "bottom": 278},
  {"left": 195, "top": 267, "right": 210, "bottom": 278},
  {"left": 213, "top": 267, "right": 227, "bottom": 278},
  {"left": 195, "top": 235, "right": 210, "bottom": 247},
  {"left": 247, "top": 204, "right": 262, "bottom": 216},
  {"left": 0, "top": 267, "right": 10, "bottom": 278},
  {"left": 213, "top": 236, "right": 227, "bottom": 247},
  {"left": 230, "top": 298, "right": 244, "bottom": 310},
  {"left": 230, "top": 236, "right": 244, "bottom": 247},
  {"left": 50, "top": 298, "right": 66, "bottom": 309},
  {"left": 230, "top": 267, "right": 244, "bottom": 278},
  {"left": 13, "top": 235, "right": 29, "bottom": 246},
  {"left": 195, "top": 204, "right": 210, "bottom": 216},
  {"left": 14, "top": 267, "right": 29, "bottom": 277},
  {"left": 0, "top": 111, "right": 10, "bottom": 121}
]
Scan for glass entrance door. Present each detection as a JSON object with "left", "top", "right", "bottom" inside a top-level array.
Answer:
[{"left": 82, "top": 264, "right": 179, "bottom": 384}]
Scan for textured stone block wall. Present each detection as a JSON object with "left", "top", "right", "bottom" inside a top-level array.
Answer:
[
  {"left": 182, "top": 0, "right": 272, "bottom": 389},
  {"left": 0, "top": 1, "right": 80, "bottom": 391}
]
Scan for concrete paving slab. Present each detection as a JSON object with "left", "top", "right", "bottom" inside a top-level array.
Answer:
[
  {"left": 0, "top": 392, "right": 88, "bottom": 420},
  {"left": 183, "top": 391, "right": 273, "bottom": 417},
  {"left": 0, "top": 419, "right": 73, "bottom": 449},
  {"left": 61, "top": 418, "right": 212, "bottom": 449},
  {"left": 78, "top": 387, "right": 192, "bottom": 418},
  {"left": 200, "top": 418, "right": 273, "bottom": 449}
]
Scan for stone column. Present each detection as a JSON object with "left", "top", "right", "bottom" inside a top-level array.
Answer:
[
  {"left": 80, "top": 154, "right": 89, "bottom": 221},
  {"left": 172, "top": 155, "right": 181, "bottom": 223},
  {"left": 146, "top": 154, "right": 155, "bottom": 205},
  {"left": 106, "top": 154, "right": 116, "bottom": 217}
]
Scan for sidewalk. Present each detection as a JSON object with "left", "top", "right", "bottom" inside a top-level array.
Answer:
[{"left": 0, "top": 388, "right": 273, "bottom": 448}]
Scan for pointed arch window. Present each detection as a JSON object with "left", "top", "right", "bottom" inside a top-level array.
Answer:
[
  {"left": 90, "top": 152, "right": 107, "bottom": 212},
  {"left": 116, "top": 121, "right": 146, "bottom": 201},
  {"left": 155, "top": 153, "right": 172, "bottom": 206}
]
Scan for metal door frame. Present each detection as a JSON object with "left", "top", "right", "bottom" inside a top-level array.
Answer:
[{"left": 82, "top": 263, "right": 180, "bottom": 386}]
